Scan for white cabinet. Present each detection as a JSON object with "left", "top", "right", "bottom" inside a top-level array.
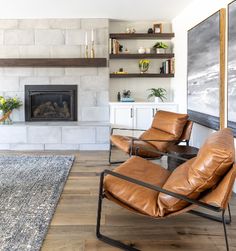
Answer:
[
  {"left": 110, "top": 102, "right": 178, "bottom": 136},
  {"left": 134, "top": 105, "right": 156, "bottom": 130}
]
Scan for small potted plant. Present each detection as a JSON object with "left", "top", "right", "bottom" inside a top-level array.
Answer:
[
  {"left": 139, "top": 59, "right": 150, "bottom": 74},
  {"left": 0, "top": 96, "right": 22, "bottom": 124},
  {"left": 147, "top": 88, "right": 167, "bottom": 103},
  {"left": 153, "top": 42, "right": 168, "bottom": 54}
]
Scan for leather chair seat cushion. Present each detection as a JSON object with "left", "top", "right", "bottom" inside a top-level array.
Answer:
[
  {"left": 104, "top": 156, "right": 171, "bottom": 217},
  {"left": 158, "top": 128, "right": 235, "bottom": 216},
  {"left": 151, "top": 111, "right": 189, "bottom": 138},
  {"left": 140, "top": 128, "right": 176, "bottom": 152},
  {"left": 110, "top": 135, "right": 161, "bottom": 158}
]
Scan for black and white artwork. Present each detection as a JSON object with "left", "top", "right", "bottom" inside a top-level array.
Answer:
[
  {"left": 228, "top": 1, "right": 236, "bottom": 136},
  {"left": 187, "top": 11, "right": 220, "bottom": 130}
]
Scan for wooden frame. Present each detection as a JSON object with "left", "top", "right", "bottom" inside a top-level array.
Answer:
[
  {"left": 227, "top": 0, "right": 236, "bottom": 136},
  {"left": 153, "top": 23, "right": 162, "bottom": 33},
  {"left": 187, "top": 9, "right": 226, "bottom": 130}
]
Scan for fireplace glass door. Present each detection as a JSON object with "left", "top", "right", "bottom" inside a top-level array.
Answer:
[{"left": 25, "top": 85, "right": 77, "bottom": 121}]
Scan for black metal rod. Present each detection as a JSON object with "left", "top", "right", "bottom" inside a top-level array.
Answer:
[
  {"left": 189, "top": 210, "right": 231, "bottom": 224},
  {"left": 222, "top": 210, "right": 230, "bottom": 251},
  {"left": 108, "top": 142, "right": 112, "bottom": 164},
  {"left": 103, "top": 169, "right": 222, "bottom": 212},
  {"left": 96, "top": 172, "right": 141, "bottom": 251},
  {"left": 96, "top": 172, "right": 105, "bottom": 238},
  {"left": 228, "top": 204, "right": 232, "bottom": 224}
]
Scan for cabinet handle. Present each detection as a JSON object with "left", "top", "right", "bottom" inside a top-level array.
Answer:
[
  {"left": 156, "top": 108, "right": 158, "bottom": 113},
  {"left": 130, "top": 108, "right": 133, "bottom": 118},
  {"left": 152, "top": 108, "right": 155, "bottom": 117}
]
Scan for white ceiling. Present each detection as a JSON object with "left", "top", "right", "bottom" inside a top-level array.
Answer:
[{"left": 0, "top": 0, "right": 195, "bottom": 20}]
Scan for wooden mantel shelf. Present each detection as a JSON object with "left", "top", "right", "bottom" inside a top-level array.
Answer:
[{"left": 0, "top": 58, "right": 107, "bottom": 67}]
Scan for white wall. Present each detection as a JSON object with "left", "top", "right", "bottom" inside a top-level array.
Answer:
[
  {"left": 172, "top": 0, "right": 236, "bottom": 192},
  {"left": 0, "top": 0, "right": 192, "bottom": 20}
]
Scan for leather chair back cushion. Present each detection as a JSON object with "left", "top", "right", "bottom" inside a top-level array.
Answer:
[
  {"left": 151, "top": 111, "right": 189, "bottom": 138},
  {"left": 158, "top": 128, "right": 235, "bottom": 216},
  {"left": 178, "top": 120, "right": 193, "bottom": 142},
  {"left": 140, "top": 128, "right": 176, "bottom": 152}
]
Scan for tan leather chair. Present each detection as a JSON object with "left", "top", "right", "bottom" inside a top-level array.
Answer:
[
  {"left": 109, "top": 110, "right": 193, "bottom": 164},
  {"left": 97, "top": 128, "right": 235, "bottom": 251}
]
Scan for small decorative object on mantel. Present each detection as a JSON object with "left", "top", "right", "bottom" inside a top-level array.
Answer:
[
  {"left": 126, "top": 27, "right": 136, "bottom": 34},
  {"left": 147, "top": 28, "right": 154, "bottom": 34},
  {"left": 145, "top": 48, "right": 151, "bottom": 54},
  {"left": 0, "top": 96, "right": 22, "bottom": 124},
  {"left": 121, "top": 90, "right": 134, "bottom": 102},
  {"left": 117, "top": 92, "right": 121, "bottom": 102},
  {"left": 139, "top": 59, "right": 150, "bottom": 74},
  {"left": 153, "top": 41, "right": 168, "bottom": 54},
  {"left": 138, "top": 47, "right": 145, "bottom": 54},
  {"left": 147, "top": 88, "right": 167, "bottom": 103},
  {"left": 113, "top": 68, "right": 128, "bottom": 74},
  {"left": 153, "top": 23, "right": 163, "bottom": 33}
]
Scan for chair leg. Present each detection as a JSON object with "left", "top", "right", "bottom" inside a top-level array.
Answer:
[
  {"left": 228, "top": 204, "right": 232, "bottom": 224},
  {"left": 96, "top": 172, "right": 141, "bottom": 251},
  {"left": 222, "top": 210, "right": 230, "bottom": 251},
  {"left": 108, "top": 141, "right": 112, "bottom": 164},
  {"left": 109, "top": 141, "right": 128, "bottom": 165}
]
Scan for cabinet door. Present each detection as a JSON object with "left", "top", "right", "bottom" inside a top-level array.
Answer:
[
  {"left": 134, "top": 106, "right": 155, "bottom": 130},
  {"left": 110, "top": 105, "right": 134, "bottom": 136}
]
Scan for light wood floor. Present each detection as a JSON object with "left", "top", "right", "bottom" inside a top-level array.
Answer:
[{"left": 25, "top": 150, "right": 236, "bottom": 251}]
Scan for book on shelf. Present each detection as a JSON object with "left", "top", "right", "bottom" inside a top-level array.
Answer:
[
  {"left": 162, "top": 58, "right": 175, "bottom": 74},
  {"left": 109, "top": 38, "right": 120, "bottom": 54}
]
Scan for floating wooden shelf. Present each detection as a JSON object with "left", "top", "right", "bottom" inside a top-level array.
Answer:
[
  {"left": 109, "top": 53, "right": 174, "bottom": 59},
  {"left": 0, "top": 58, "right": 107, "bottom": 67},
  {"left": 110, "top": 73, "right": 174, "bottom": 78},
  {"left": 109, "top": 33, "right": 175, "bottom": 40}
]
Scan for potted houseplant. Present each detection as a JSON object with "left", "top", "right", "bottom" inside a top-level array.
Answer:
[
  {"left": 153, "top": 42, "right": 168, "bottom": 54},
  {"left": 0, "top": 96, "right": 22, "bottom": 124},
  {"left": 139, "top": 59, "right": 150, "bottom": 74},
  {"left": 147, "top": 88, "right": 167, "bottom": 103}
]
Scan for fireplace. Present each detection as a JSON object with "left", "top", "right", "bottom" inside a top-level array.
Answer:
[{"left": 25, "top": 85, "right": 77, "bottom": 121}]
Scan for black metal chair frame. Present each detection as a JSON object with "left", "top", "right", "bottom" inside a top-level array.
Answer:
[
  {"left": 97, "top": 153, "right": 232, "bottom": 251},
  {"left": 109, "top": 127, "right": 189, "bottom": 165}
]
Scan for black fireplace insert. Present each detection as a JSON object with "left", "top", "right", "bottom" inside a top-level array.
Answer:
[{"left": 25, "top": 85, "right": 77, "bottom": 121}]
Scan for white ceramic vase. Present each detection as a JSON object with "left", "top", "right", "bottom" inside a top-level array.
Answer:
[
  {"left": 156, "top": 48, "right": 166, "bottom": 54},
  {"left": 154, "top": 97, "right": 160, "bottom": 103}
]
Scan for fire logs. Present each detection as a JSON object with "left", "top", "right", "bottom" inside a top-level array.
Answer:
[{"left": 33, "top": 101, "right": 70, "bottom": 118}]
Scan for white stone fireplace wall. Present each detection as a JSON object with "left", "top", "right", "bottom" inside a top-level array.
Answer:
[{"left": 0, "top": 19, "right": 110, "bottom": 150}]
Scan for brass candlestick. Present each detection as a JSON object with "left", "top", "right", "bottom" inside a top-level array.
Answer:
[
  {"left": 85, "top": 45, "right": 89, "bottom": 58},
  {"left": 91, "top": 41, "right": 95, "bottom": 58}
]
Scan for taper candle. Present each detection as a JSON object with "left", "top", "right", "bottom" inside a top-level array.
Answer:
[
  {"left": 91, "top": 29, "right": 94, "bottom": 42},
  {"left": 85, "top": 32, "right": 88, "bottom": 45}
]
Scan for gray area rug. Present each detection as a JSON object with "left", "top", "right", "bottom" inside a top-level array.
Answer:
[{"left": 0, "top": 155, "right": 74, "bottom": 251}]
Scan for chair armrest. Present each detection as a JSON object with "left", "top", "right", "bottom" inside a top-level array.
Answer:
[
  {"left": 111, "top": 127, "right": 146, "bottom": 135},
  {"left": 103, "top": 169, "right": 222, "bottom": 212},
  {"left": 131, "top": 139, "right": 189, "bottom": 161}
]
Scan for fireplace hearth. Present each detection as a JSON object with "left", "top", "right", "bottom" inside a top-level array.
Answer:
[{"left": 25, "top": 85, "right": 77, "bottom": 121}]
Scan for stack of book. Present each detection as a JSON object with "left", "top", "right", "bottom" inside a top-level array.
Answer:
[
  {"left": 161, "top": 59, "right": 175, "bottom": 74},
  {"left": 120, "top": 97, "right": 135, "bottom": 102},
  {"left": 109, "top": 38, "right": 120, "bottom": 54}
]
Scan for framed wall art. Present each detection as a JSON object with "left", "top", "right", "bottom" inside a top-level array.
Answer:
[
  {"left": 228, "top": 0, "right": 236, "bottom": 136},
  {"left": 187, "top": 9, "right": 226, "bottom": 130}
]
